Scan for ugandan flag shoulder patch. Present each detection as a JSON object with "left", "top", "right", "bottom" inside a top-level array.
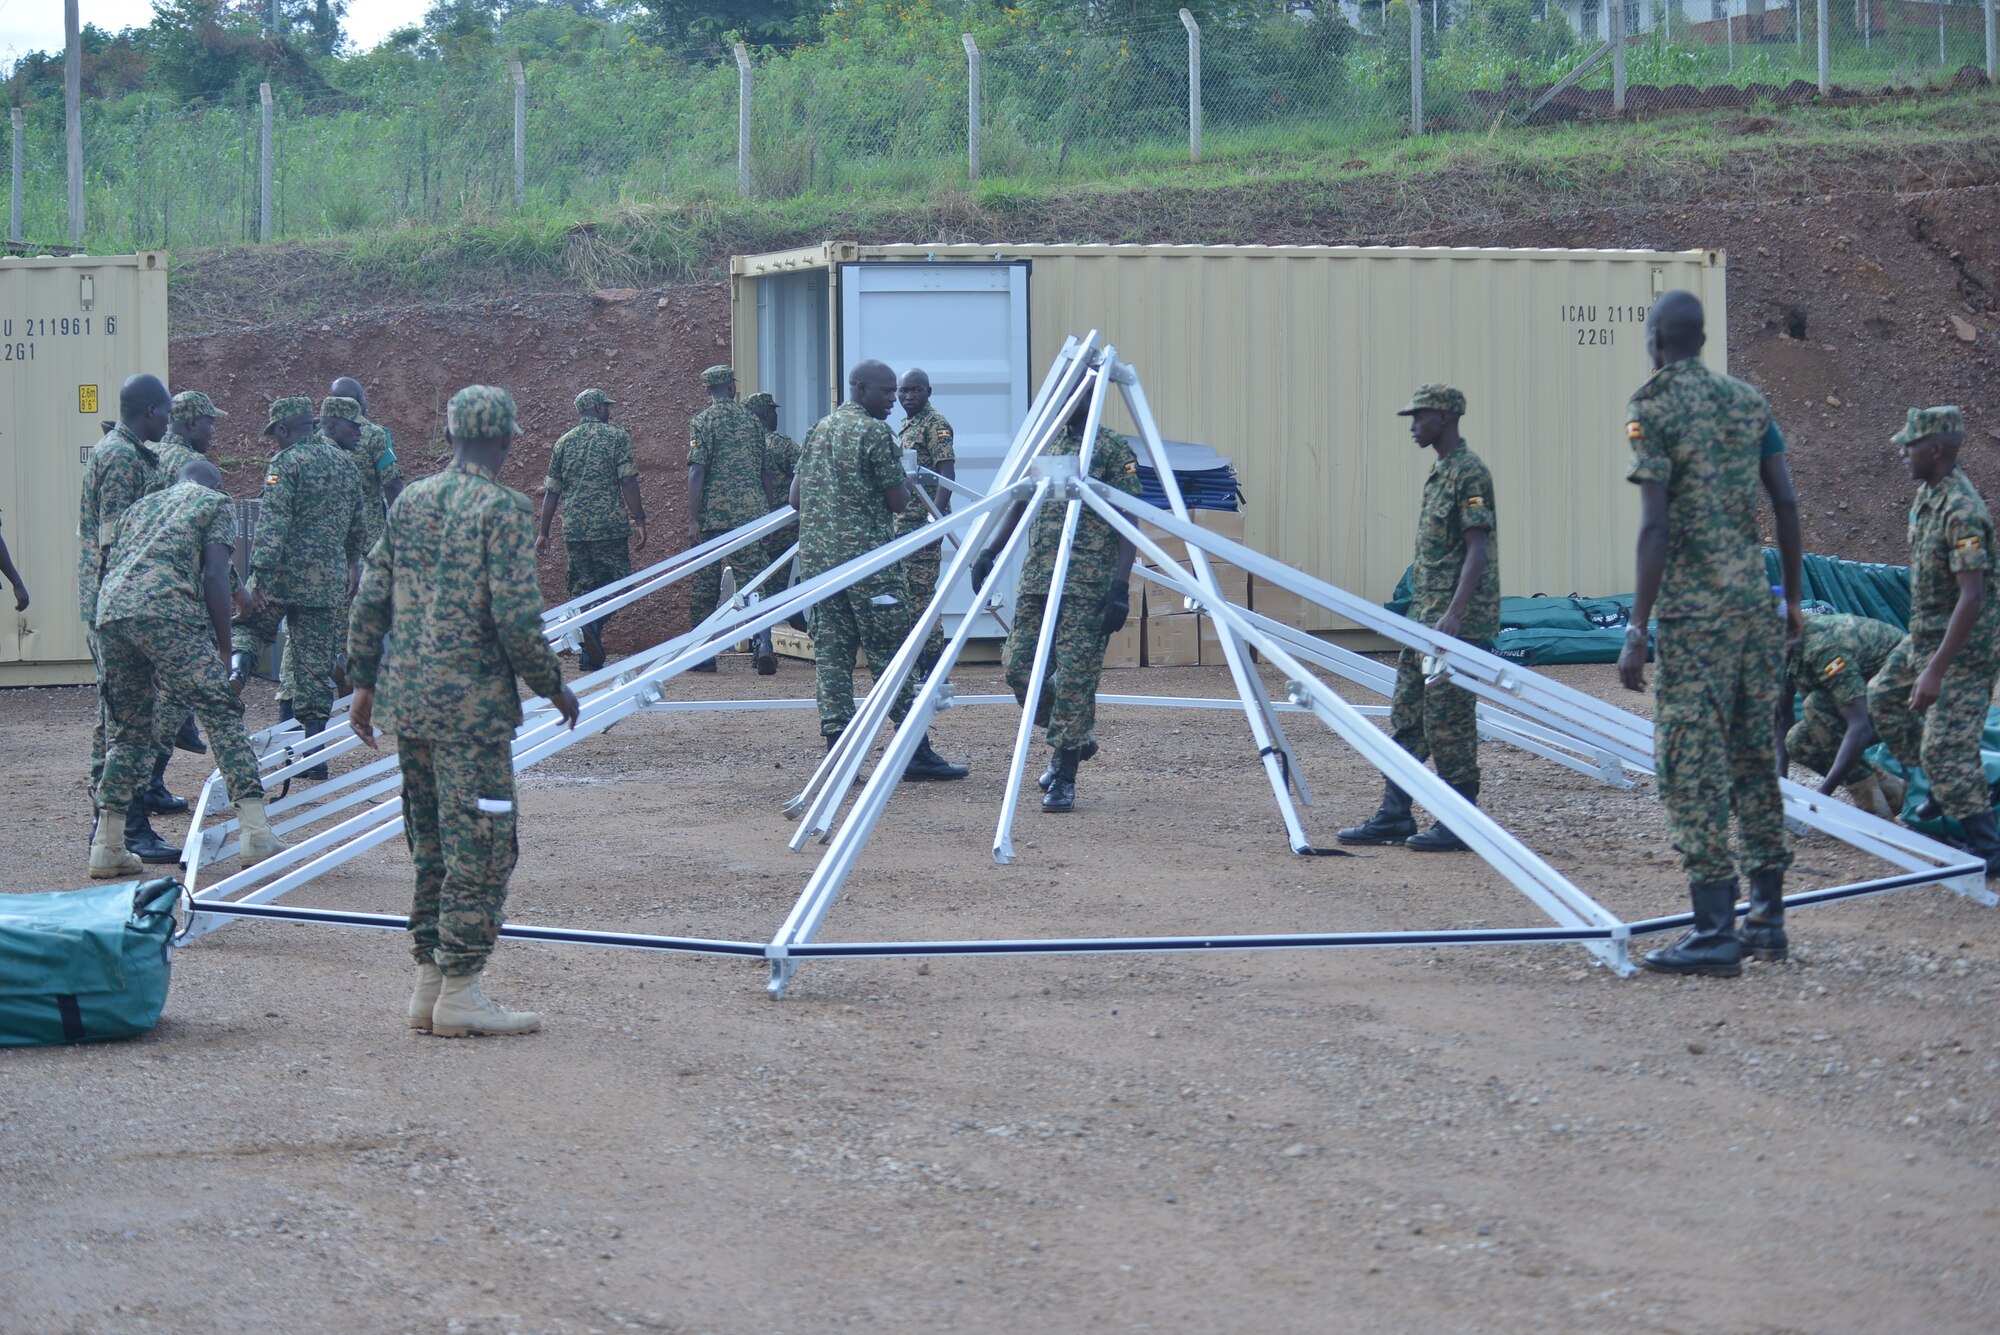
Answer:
[
  {"left": 265, "top": 473, "right": 280, "bottom": 486},
  {"left": 1957, "top": 536, "right": 1984, "bottom": 552},
  {"left": 1822, "top": 656, "right": 1846, "bottom": 679},
  {"left": 1626, "top": 421, "right": 1644, "bottom": 440},
  {"left": 1466, "top": 495, "right": 1488, "bottom": 510}
]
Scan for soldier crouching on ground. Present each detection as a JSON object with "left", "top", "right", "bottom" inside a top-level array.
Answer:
[
  {"left": 90, "top": 458, "right": 287, "bottom": 878},
  {"left": 348, "top": 386, "right": 579, "bottom": 1038},
  {"left": 1867, "top": 406, "right": 2000, "bottom": 873},
  {"left": 1777, "top": 609, "right": 1905, "bottom": 818}
]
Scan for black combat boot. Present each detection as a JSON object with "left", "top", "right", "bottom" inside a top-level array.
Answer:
[
  {"left": 902, "top": 733, "right": 969, "bottom": 782},
  {"left": 1953, "top": 809, "right": 2000, "bottom": 876},
  {"left": 579, "top": 622, "right": 606, "bottom": 673},
  {"left": 1041, "top": 747, "right": 1081, "bottom": 813},
  {"left": 1038, "top": 739, "right": 1099, "bottom": 792},
  {"left": 297, "top": 716, "right": 330, "bottom": 780},
  {"left": 1739, "top": 867, "right": 1789, "bottom": 962},
  {"left": 227, "top": 649, "right": 255, "bottom": 690},
  {"left": 1406, "top": 781, "right": 1479, "bottom": 853},
  {"left": 173, "top": 713, "right": 206, "bottom": 754},
  {"left": 1640, "top": 879, "right": 1745, "bottom": 978},
  {"left": 689, "top": 656, "right": 718, "bottom": 673},
  {"left": 139, "top": 750, "right": 189, "bottom": 815},
  {"left": 123, "top": 798, "right": 181, "bottom": 864},
  {"left": 1336, "top": 779, "right": 1419, "bottom": 846},
  {"left": 754, "top": 627, "right": 778, "bottom": 677},
  {"left": 276, "top": 698, "right": 295, "bottom": 723}
]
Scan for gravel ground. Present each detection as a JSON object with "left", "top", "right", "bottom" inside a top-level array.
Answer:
[{"left": 4, "top": 659, "right": 1999, "bottom": 1334}]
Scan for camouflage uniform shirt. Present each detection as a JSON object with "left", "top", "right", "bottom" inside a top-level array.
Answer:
[
  {"left": 1407, "top": 445, "right": 1500, "bottom": 640},
  {"left": 1019, "top": 427, "right": 1143, "bottom": 596},
  {"left": 545, "top": 420, "right": 638, "bottom": 542},
  {"left": 348, "top": 416, "right": 402, "bottom": 552},
  {"left": 76, "top": 422, "right": 162, "bottom": 624},
  {"left": 797, "top": 402, "right": 902, "bottom": 581},
  {"left": 1626, "top": 356, "right": 1783, "bottom": 622},
  {"left": 895, "top": 404, "right": 956, "bottom": 535},
  {"left": 250, "top": 432, "right": 367, "bottom": 606},
  {"left": 154, "top": 431, "right": 203, "bottom": 486},
  {"left": 95, "top": 481, "right": 237, "bottom": 635},
  {"left": 1906, "top": 466, "right": 2000, "bottom": 657},
  {"left": 1785, "top": 612, "right": 1902, "bottom": 712},
  {"left": 764, "top": 430, "right": 801, "bottom": 498},
  {"left": 688, "top": 399, "right": 770, "bottom": 531},
  {"left": 347, "top": 460, "right": 566, "bottom": 745}
]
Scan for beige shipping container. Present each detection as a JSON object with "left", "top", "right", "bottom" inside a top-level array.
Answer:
[
  {"left": 0, "top": 251, "right": 171, "bottom": 685},
  {"left": 730, "top": 241, "right": 1723, "bottom": 642}
]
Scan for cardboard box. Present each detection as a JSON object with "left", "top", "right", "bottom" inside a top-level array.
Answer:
[
  {"left": 1134, "top": 519, "right": 1187, "bottom": 567},
  {"left": 1193, "top": 507, "right": 1246, "bottom": 542},
  {"left": 1103, "top": 617, "right": 1142, "bottom": 669},
  {"left": 1148, "top": 613, "right": 1201, "bottom": 667}
]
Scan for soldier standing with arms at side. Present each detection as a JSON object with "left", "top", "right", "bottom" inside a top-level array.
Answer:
[
  {"left": 348, "top": 386, "right": 580, "bottom": 1038},
  {"left": 228, "top": 396, "right": 367, "bottom": 780},
  {"left": 1618, "top": 291, "right": 1805, "bottom": 977},
  {"left": 896, "top": 368, "right": 957, "bottom": 679},
  {"left": 685, "top": 365, "right": 776, "bottom": 672},
  {"left": 968, "top": 395, "right": 1141, "bottom": 812},
  {"left": 329, "top": 375, "right": 404, "bottom": 540},
  {"left": 1338, "top": 385, "right": 1500, "bottom": 852},
  {"left": 77, "top": 373, "right": 178, "bottom": 864},
  {"left": 790, "top": 360, "right": 968, "bottom": 781},
  {"left": 1867, "top": 407, "right": 2000, "bottom": 872},
  {"left": 88, "top": 459, "right": 287, "bottom": 878},
  {"left": 1776, "top": 610, "right": 1905, "bottom": 817},
  {"left": 538, "top": 389, "right": 648, "bottom": 673}
]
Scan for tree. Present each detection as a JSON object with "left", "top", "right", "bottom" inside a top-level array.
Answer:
[{"left": 629, "top": 0, "right": 824, "bottom": 52}]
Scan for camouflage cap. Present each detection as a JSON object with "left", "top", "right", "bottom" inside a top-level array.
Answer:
[
  {"left": 263, "top": 395, "right": 314, "bottom": 435},
  {"left": 575, "top": 388, "right": 614, "bottom": 414},
  {"left": 700, "top": 364, "right": 736, "bottom": 389},
  {"left": 1890, "top": 405, "right": 1964, "bottom": 446},
  {"left": 1396, "top": 384, "right": 1467, "bottom": 417},
  {"left": 318, "top": 395, "right": 363, "bottom": 425},
  {"left": 447, "top": 384, "right": 518, "bottom": 440},
  {"left": 170, "top": 390, "right": 227, "bottom": 424},
  {"left": 743, "top": 392, "right": 778, "bottom": 410}
]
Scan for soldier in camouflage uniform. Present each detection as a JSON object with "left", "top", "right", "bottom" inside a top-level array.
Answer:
[
  {"left": 1867, "top": 406, "right": 2000, "bottom": 872},
  {"left": 1777, "top": 610, "right": 1905, "bottom": 817},
  {"left": 538, "top": 389, "right": 647, "bottom": 673},
  {"left": 1617, "top": 292, "right": 1805, "bottom": 977},
  {"left": 228, "top": 397, "right": 367, "bottom": 780},
  {"left": 331, "top": 376, "right": 404, "bottom": 549},
  {"left": 349, "top": 385, "right": 580, "bottom": 1038},
  {"left": 76, "top": 373, "right": 179, "bottom": 864},
  {"left": 896, "top": 369, "right": 958, "bottom": 678},
  {"left": 1339, "top": 385, "right": 1499, "bottom": 852},
  {"left": 792, "top": 360, "right": 967, "bottom": 781},
  {"left": 685, "top": 365, "right": 776, "bottom": 672},
  {"left": 746, "top": 391, "right": 799, "bottom": 573},
  {"left": 89, "top": 457, "right": 287, "bottom": 878},
  {"left": 971, "top": 401, "right": 1141, "bottom": 812}
]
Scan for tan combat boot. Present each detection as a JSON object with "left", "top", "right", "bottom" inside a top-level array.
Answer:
[
  {"left": 235, "top": 796, "right": 289, "bottom": 864},
  {"left": 1844, "top": 773, "right": 1896, "bottom": 821},
  {"left": 88, "top": 806, "right": 144, "bottom": 879},
  {"left": 430, "top": 969, "right": 541, "bottom": 1038},
  {"left": 407, "top": 961, "right": 443, "bottom": 1032},
  {"left": 1878, "top": 771, "right": 1908, "bottom": 819}
]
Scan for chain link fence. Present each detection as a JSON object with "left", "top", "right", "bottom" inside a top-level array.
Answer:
[{"left": 7, "top": 4, "right": 1996, "bottom": 255}]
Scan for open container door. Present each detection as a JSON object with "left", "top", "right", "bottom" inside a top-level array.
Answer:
[{"left": 838, "top": 261, "right": 1030, "bottom": 637}]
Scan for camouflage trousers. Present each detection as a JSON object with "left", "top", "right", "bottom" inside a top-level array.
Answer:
[
  {"left": 1388, "top": 644, "right": 1487, "bottom": 787},
  {"left": 87, "top": 625, "right": 189, "bottom": 789},
  {"left": 690, "top": 528, "right": 774, "bottom": 633},
  {"left": 1654, "top": 616, "right": 1791, "bottom": 885},
  {"left": 1868, "top": 635, "right": 1999, "bottom": 819},
  {"left": 1786, "top": 690, "right": 1880, "bottom": 787},
  {"left": 901, "top": 539, "right": 948, "bottom": 670},
  {"left": 1004, "top": 589, "right": 1110, "bottom": 751},
  {"left": 766, "top": 521, "right": 800, "bottom": 584},
  {"left": 399, "top": 735, "right": 518, "bottom": 977},
  {"left": 565, "top": 536, "right": 632, "bottom": 636},
  {"left": 231, "top": 601, "right": 343, "bottom": 719},
  {"left": 810, "top": 580, "right": 916, "bottom": 738},
  {"left": 94, "top": 616, "right": 265, "bottom": 810}
]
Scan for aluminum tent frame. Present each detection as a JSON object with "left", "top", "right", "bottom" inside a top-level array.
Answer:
[{"left": 174, "top": 336, "right": 1994, "bottom": 996}]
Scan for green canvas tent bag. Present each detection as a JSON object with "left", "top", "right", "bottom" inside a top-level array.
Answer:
[{"left": 0, "top": 878, "right": 182, "bottom": 1047}]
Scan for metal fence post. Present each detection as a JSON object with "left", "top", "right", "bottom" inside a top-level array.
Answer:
[
  {"left": 1610, "top": 0, "right": 1627, "bottom": 113},
  {"left": 512, "top": 60, "right": 526, "bottom": 210},
  {"left": 1818, "top": 0, "right": 1832, "bottom": 92},
  {"left": 1180, "top": 9, "right": 1202, "bottom": 164},
  {"left": 962, "top": 34, "right": 981, "bottom": 183},
  {"left": 1410, "top": 0, "right": 1424, "bottom": 135},
  {"left": 65, "top": 0, "right": 83, "bottom": 245},
  {"left": 259, "top": 83, "right": 274, "bottom": 242},
  {"left": 1987, "top": 0, "right": 1997, "bottom": 81},
  {"left": 9, "top": 107, "right": 21, "bottom": 245},
  {"left": 734, "top": 43, "right": 752, "bottom": 199}
]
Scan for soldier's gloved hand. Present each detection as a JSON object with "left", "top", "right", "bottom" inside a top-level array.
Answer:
[
  {"left": 971, "top": 550, "right": 995, "bottom": 590},
  {"left": 1098, "top": 586, "right": 1131, "bottom": 637}
]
